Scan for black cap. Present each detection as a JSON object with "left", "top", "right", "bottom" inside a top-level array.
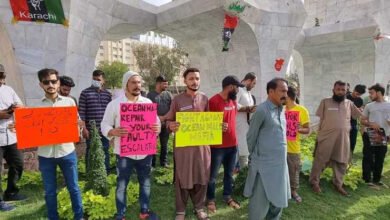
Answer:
[{"left": 222, "top": 75, "right": 244, "bottom": 88}]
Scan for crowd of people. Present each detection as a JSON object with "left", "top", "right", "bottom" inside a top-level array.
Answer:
[{"left": 0, "top": 63, "right": 389, "bottom": 220}]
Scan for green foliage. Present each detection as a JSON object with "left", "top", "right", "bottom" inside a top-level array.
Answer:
[
  {"left": 97, "top": 61, "right": 129, "bottom": 89},
  {"left": 58, "top": 175, "right": 139, "bottom": 220},
  {"left": 85, "top": 121, "right": 108, "bottom": 196},
  {"left": 131, "top": 43, "right": 188, "bottom": 90},
  {"left": 233, "top": 166, "right": 248, "bottom": 196},
  {"left": 301, "top": 133, "right": 364, "bottom": 190},
  {"left": 154, "top": 166, "right": 174, "bottom": 185},
  {"left": 16, "top": 171, "right": 42, "bottom": 187}
]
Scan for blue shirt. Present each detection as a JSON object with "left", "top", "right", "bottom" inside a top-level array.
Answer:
[{"left": 78, "top": 87, "right": 112, "bottom": 132}]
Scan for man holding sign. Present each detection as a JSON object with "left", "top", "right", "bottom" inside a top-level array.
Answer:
[
  {"left": 35, "top": 69, "right": 83, "bottom": 220},
  {"left": 101, "top": 71, "right": 160, "bottom": 220},
  {"left": 165, "top": 68, "right": 211, "bottom": 220},
  {"left": 285, "top": 86, "right": 310, "bottom": 203},
  {"left": 206, "top": 76, "right": 243, "bottom": 213}
]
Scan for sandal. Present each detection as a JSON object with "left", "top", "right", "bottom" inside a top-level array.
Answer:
[
  {"left": 207, "top": 201, "right": 217, "bottom": 213},
  {"left": 226, "top": 198, "right": 241, "bottom": 209},
  {"left": 195, "top": 209, "right": 210, "bottom": 220},
  {"left": 175, "top": 213, "right": 185, "bottom": 220},
  {"left": 291, "top": 193, "right": 302, "bottom": 203}
]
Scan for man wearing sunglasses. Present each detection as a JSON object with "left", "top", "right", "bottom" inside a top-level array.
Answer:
[
  {"left": 0, "top": 64, "right": 26, "bottom": 212},
  {"left": 36, "top": 68, "right": 84, "bottom": 220}
]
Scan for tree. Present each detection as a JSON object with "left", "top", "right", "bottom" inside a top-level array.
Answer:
[
  {"left": 132, "top": 42, "right": 188, "bottom": 91},
  {"left": 85, "top": 121, "right": 109, "bottom": 196},
  {"left": 97, "top": 61, "right": 129, "bottom": 89}
]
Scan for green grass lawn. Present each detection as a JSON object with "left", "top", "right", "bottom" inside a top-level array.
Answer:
[{"left": 2, "top": 134, "right": 390, "bottom": 220}]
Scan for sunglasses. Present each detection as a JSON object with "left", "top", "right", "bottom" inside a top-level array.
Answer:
[{"left": 42, "top": 79, "right": 58, "bottom": 85}]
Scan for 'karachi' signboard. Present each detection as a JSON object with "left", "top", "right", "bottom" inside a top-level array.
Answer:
[{"left": 10, "top": 0, "right": 68, "bottom": 27}]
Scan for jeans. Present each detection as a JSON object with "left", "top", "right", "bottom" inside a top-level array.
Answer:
[
  {"left": 86, "top": 135, "right": 110, "bottom": 173},
  {"left": 152, "top": 125, "right": 170, "bottom": 166},
  {"left": 207, "top": 147, "right": 237, "bottom": 201},
  {"left": 0, "top": 143, "right": 24, "bottom": 201},
  {"left": 39, "top": 151, "right": 83, "bottom": 220},
  {"left": 115, "top": 155, "right": 152, "bottom": 219},
  {"left": 350, "top": 120, "right": 358, "bottom": 153},
  {"left": 362, "top": 133, "right": 388, "bottom": 183}
]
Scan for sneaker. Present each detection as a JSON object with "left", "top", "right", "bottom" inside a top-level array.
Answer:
[
  {"left": 3, "top": 193, "right": 27, "bottom": 201},
  {"left": 139, "top": 210, "right": 159, "bottom": 220},
  {"left": 0, "top": 201, "right": 15, "bottom": 211}
]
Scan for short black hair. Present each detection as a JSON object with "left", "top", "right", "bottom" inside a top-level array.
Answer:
[
  {"left": 334, "top": 80, "right": 346, "bottom": 87},
  {"left": 93, "top": 70, "right": 105, "bottom": 77},
  {"left": 156, "top": 75, "right": 167, "bottom": 83},
  {"left": 183, "top": 67, "right": 200, "bottom": 78},
  {"left": 38, "top": 68, "right": 59, "bottom": 82},
  {"left": 287, "top": 86, "right": 297, "bottom": 100},
  {"left": 60, "top": 75, "right": 75, "bottom": 87},
  {"left": 266, "top": 77, "right": 288, "bottom": 94},
  {"left": 354, "top": 84, "right": 366, "bottom": 95},
  {"left": 368, "top": 83, "right": 385, "bottom": 95},
  {"left": 243, "top": 72, "right": 256, "bottom": 81}
]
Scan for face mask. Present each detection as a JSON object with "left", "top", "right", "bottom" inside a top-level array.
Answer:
[
  {"left": 332, "top": 94, "right": 345, "bottom": 103},
  {"left": 91, "top": 80, "right": 102, "bottom": 88}
]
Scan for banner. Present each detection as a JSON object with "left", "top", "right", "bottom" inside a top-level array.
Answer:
[
  {"left": 15, "top": 106, "right": 79, "bottom": 149},
  {"left": 120, "top": 103, "right": 157, "bottom": 156},
  {"left": 10, "top": 0, "right": 69, "bottom": 26},
  {"left": 286, "top": 111, "right": 300, "bottom": 141},
  {"left": 175, "top": 112, "right": 223, "bottom": 147}
]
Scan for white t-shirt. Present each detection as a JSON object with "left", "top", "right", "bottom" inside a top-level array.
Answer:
[
  {"left": 0, "top": 85, "right": 23, "bottom": 146},
  {"left": 363, "top": 101, "right": 390, "bottom": 136}
]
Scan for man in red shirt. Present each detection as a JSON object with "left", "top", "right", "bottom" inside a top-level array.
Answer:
[{"left": 206, "top": 75, "right": 243, "bottom": 213}]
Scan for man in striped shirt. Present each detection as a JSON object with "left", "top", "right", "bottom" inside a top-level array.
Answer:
[{"left": 79, "top": 70, "right": 112, "bottom": 173}]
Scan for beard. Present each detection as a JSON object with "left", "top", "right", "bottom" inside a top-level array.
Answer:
[
  {"left": 187, "top": 85, "right": 199, "bottom": 92},
  {"left": 332, "top": 94, "right": 345, "bottom": 103},
  {"left": 228, "top": 91, "right": 237, "bottom": 100}
]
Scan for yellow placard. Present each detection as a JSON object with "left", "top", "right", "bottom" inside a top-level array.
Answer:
[{"left": 175, "top": 112, "right": 223, "bottom": 147}]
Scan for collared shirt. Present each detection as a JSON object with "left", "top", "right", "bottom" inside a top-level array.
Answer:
[
  {"left": 0, "top": 85, "right": 23, "bottom": 147},
  {"left": 37, "top": 95, "right": 76, "bottom": 158},
  {"left": 247, "top": 99, "right": 287, "bottom": 164},
  {"left": 101, "top": 95, "right": 160, "bottom": 160},
  {"left": 78, "top": 86, "right": 112, "bottom": 132}
]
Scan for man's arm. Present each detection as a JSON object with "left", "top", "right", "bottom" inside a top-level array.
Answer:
[
  {"left": 78, "top": 91, "right": 87, "bottom": 121},
  {"left": 246, "top": 107, "right": 265, "bottom": 154}
]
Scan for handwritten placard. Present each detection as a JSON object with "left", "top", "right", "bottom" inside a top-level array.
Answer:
[
  {"left": 15, "top": 106, "right": 79, "bottom": 149},
  {"left": 120, "top": 103, "right": 157, "bottom": 156},
  {"left": 286, "top": 111, "right": 300, "bottom": 141},
  {"left": 175, "top": 112, "right": 223, "bottom": 147}
]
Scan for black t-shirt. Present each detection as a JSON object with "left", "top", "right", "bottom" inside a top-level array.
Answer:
[{"left": 347, "top": 94, "right": 363, "bottom": 123}]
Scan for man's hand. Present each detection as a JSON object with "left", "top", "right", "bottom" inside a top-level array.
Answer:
[
  {"left": 369, "top": 122, "right": 381, "bottom": 131},
  {"left": 168, "top": 122, "right": 180, "bottom": 132},
  {"left": 108, "top": 127, "right": 128, "bottom": 137},
  {"left": 7, "top": 123, "right": 16, "bottom": 133},
  {"left": 249, "top": 105, "right": 256, "bottom": 113},
  {"left": 151, "top": 123, "right": 161, "bottom": 133},
  {"left": 82, "top": 128, "right": 90, "bottom": 139},
  {"left": 0, "top": 110, "right": 12, "bottom": 119}
]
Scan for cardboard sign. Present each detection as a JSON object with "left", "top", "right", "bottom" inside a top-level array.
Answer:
[
  {"left": 15, "top": 106, "right": 79, "bottom": 149},
  {"left": 120, "top": 103, "right": 157, "bottom": 156},
  {"left": 286, "top": 111, "right": 300, "bottom": 141},
  {"left": 175, "top": 112, "right": 223, "bottom": 147}
]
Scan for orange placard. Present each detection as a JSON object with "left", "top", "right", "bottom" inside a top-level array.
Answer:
[{"left": 14, "top": 106, "right": 79, "bottom": 149}]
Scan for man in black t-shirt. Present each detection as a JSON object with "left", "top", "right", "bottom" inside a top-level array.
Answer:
[
  {"left": 147, "top": 75, "right": 173, "bottom": 167},
  {"left": 347, "top": 84, "right": 366, "bottom": 153}
]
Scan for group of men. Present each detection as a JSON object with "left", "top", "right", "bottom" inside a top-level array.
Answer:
[{"left": 1, "top": 62, "right": 389, "bottom": 220}]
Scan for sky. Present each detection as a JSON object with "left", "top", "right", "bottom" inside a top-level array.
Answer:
[{"left": 142, "top": 0, "right": 172, "bottom": 6}]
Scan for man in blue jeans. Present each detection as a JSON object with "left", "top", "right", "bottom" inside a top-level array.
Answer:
[
  {"left": 79, "top": 70, "right": 112, "bottom": 173},
  {"left": 206, "top": 76, "right": 243, "bottom": 213},
  {"left": 101, "top": 71, "right": 160, "bottom": 220},
  {"left": 36, "top": 68, "right": 83, "bottom": 220}
]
